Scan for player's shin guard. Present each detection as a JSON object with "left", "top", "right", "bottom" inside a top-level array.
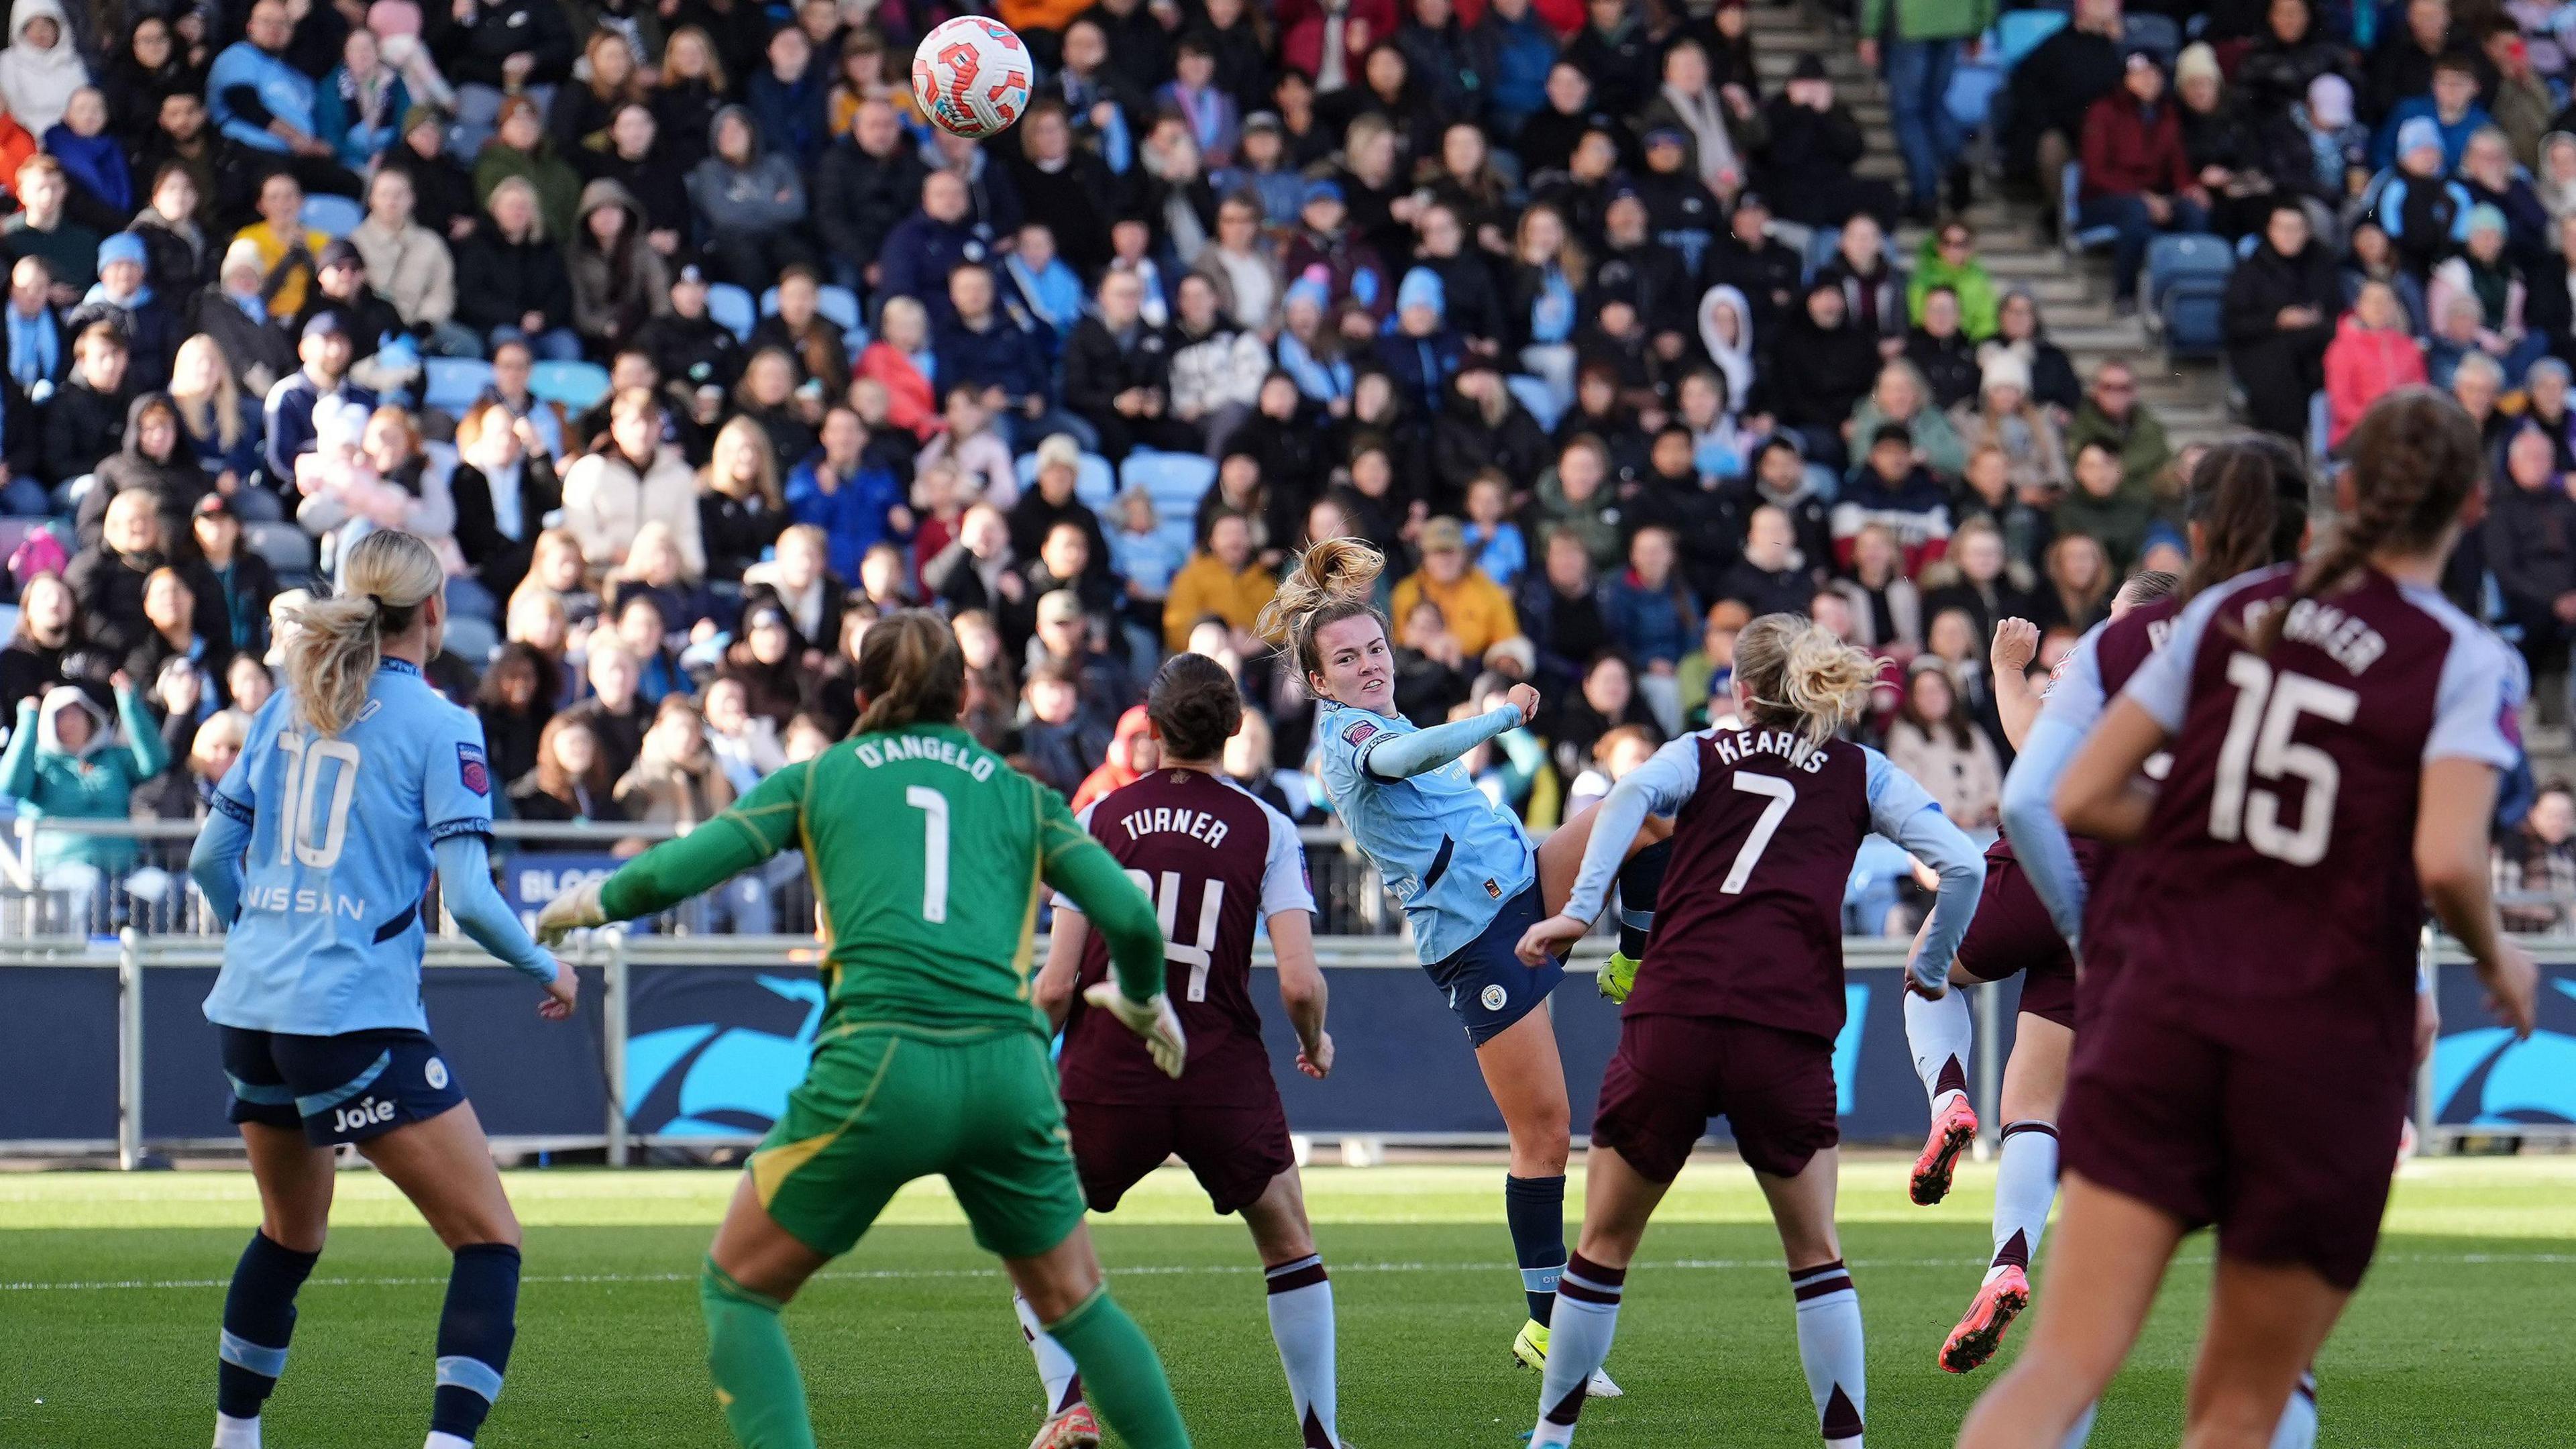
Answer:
[
  {"left": 217, "top": 1231, "right": 320, "bottom": 1432},
  {"left": 1504, "top": 1174, "right": 1569, "bottom": 1326},
  {"left": 1014, "top": 1291, "right": 1085, "bottom": 1416},
  {"left": 425, "top": 1242, "right": 520, "bottom": 1446},
  {"left": 700, "top": 1256, "right": 816, "bottom": 1449},
  {"left": 1044, "top": 1285, "right": 1191, "bottom": 1449},
  {"left": 2270, "top": 1371, "right": 2319, "bottom": 1449},
  {"left": 1790, "top": 1260, "right": 1865, "bottom": 1447},
  {"left": 1263, "top": 1255, "right": 1338, "bottom": 1448},
  {"left": 1903, "top": 985, "right": 1972, "bottom": 1112},
  {"left": 1529, "top": 1252, "right": 1623, "bottom": 1447},
  {"left": 1990, "top": 1122, "right": 2060, "bottom": 1284}
]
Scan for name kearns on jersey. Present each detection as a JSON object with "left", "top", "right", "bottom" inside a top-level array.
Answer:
[
  {"left": 853, "top": 733, "right": 1000, "bottom": 779},
  {"left": 1711, "top": 729, "right": 1833, "bottom": 774}
]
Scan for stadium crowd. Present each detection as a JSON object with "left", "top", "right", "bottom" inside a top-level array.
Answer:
[{"left": 4, "top": 0, "right": 2576, "bottom": 929}]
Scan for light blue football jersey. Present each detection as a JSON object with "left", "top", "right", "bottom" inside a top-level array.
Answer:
[
  {"left": 1313, "top": 700, "right": 1535, "bottom": 963},
  {"left": 202, "top": 659, "right": 497, "bottom": 1036}
]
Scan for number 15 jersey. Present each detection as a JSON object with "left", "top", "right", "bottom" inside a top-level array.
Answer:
[{"left": 204, "top": 659, "right": 497, "bottom": 1037}]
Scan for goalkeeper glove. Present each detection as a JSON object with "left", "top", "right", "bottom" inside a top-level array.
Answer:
[
  {"left": 534, "top": 877, "right": 608, "bottom": 948},
  {"left": 1081, "top": 981, "right": 1189, "bottom": 1078},
  {"left": 1597, "top": 949, "right": 1640, "bottom": 1004}
]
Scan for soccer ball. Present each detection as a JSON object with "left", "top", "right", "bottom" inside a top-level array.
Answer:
[{"left": 911, "top": 17, "right": 1032, "bottom": 140}]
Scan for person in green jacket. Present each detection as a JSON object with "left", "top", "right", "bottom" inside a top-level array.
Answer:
[
  {"left": 1909, "top": 220, "right": 2002, "bottom": 339},
  {"left": 1859, "top": 0, "right": 1996, "bottom": 218},
  {"left": 2062, "top": 359, "right": 2178, "bottom": 508},
  {"left": 1, "top": 673, "right": 169, "bottom": 893}
]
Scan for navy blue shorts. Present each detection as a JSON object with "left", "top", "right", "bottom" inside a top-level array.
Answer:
[
  {"left": 1424, "top": 883, "right": 1565, "bottom": 1046},
  {"left": 220, "top": 1026, "right": 468, "bottom": 1146}
]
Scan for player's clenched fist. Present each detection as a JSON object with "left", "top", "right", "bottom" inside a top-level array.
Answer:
[{"left": 1083, "top": 983, "right": 1190, "bottom": 1077}]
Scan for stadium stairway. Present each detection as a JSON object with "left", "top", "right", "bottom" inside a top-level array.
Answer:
[{"left": 1743, "top": 2, "right": 2237, "bottom": 453}]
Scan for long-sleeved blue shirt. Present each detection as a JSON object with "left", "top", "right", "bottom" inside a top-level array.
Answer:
[{"left": 207, "top": 40, "right": 317, "bottom": 152}]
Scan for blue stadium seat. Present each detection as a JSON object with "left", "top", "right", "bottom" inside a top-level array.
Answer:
[
  {"left": 1505, "top": 374, "right": 1564, "bottom": 431},
  {"left": 301, "top": 194, "right": 364, "bottom": 239},
  {"left": 2061, "top": 163, "right": 2121, "bottom": 254},
  {"left": 706, "top": 283, "right": 757, "bottom": 342},
  {"left": 245, "top": 522, "right": 316, "bottom": 577},
  {"left": 1996, "top": 8, "right": 2068, "bottom": 70},
  {"left": 1015, "top": 447, "right": 1118, "bottom": 511},
  {"left": 529, "top": 360, "right": 613, "bottom": 411},
  {"left": 1945, "top": 46, "right": 2007, "bottom": 131},
  {"left": 421, "top": 357, "right": 494, "bottom": 417},
  {"left": 2123, "top": 12, "right": 2180, "bottom": 66},
  {"left": 2146, "top": 233, "right": 2235, "bottom": 358}
]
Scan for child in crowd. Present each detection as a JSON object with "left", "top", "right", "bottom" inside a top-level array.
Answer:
[{"left": 1462, "top": 472, "right": 1528, "bottom": 588}]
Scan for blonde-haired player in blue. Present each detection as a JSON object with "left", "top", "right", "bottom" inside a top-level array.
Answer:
[{"left": 187, "top": 529, "right": 575, "bottom": 1449}]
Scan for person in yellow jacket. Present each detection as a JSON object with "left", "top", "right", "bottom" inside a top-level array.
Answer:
[
  {"left": 1390, "top": 517, "right": 1521, "bottom": 660},
  {"left": 1162, "top": 508, "right": 1277, "bottom": 651}
]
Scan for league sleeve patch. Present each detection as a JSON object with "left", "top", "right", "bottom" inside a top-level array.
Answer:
[
  {"left": 1343, "top": 720, "right": 1380, "bottom": 747},
  {"left": 457, "top": 742, "right": 490, "bottom": 797}
]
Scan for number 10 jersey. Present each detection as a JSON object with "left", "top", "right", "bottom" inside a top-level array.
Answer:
[{"left": 204, "top": 659, "right": 498, "bottom": 1036}]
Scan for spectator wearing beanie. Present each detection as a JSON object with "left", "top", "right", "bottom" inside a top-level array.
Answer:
[
  {"left": 2078, "top": 50, "right": 2211, "bottom": 311},
  {"left": 1373, "top": 266, "right": 1466, "bottom": 421},
  {"left": 72, "top": 231, "right": 178, "bottom": 392}
]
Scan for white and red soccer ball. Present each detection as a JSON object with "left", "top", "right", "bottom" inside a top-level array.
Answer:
[{"left": 911, "top": 17, "right": 1032, "bottom": 140}]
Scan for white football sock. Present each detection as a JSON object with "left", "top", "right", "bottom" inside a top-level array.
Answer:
[
  {"left": 424, "top": 1434, "right": 475, "bottom": 1449},
  {"left": 1790, "top": 1260, "right": 1866, "bottom": 1447},
  {"left": 1904, "top": 986, "right": 1974, "bottom": 1112},
  {"left": 213, "top": 1413, "right": 262, "bottom": 1449},
  {"left": 1013, "top": 1291, "right": 1084, "bottom": 1415},
  {"left": 1988, "top": 1120, "right": 2061, "bottom": 1284},
  {"left": 2269, "top": 1371, "right": 2319, "bottom": 1449},
  {"left": 1529, "top": 1254, "right": 1625, "bottom": 1447},
  {"left": 1264, "top": 1255, "right": 1338, "bottom": 1446}
]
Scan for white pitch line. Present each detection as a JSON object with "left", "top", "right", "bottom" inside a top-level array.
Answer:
[{"left": 6, "top": 1250, "right": 2571, "bottom": 1295}]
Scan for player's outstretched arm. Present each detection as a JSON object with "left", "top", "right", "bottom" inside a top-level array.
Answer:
[
  {"left": 435, "top": 833, "right": 573, "bottom": 1015},
  {"left": 2416, "top": 757, "right": 2539, "bottom": 1039},
  {"left": 1518, "top": 734, "right": 1699, "bottom": 965},
  {"left": 1989, "top": 618, "right": 2043, "bottom": 750},
  {"left": 537, "top": 761, "right": 810, "bottom": 943},
  {"left": 1360, "top": 684, "right": 1540, "bottom": 782},
  {"left": 1269, "top": 908, "right": 1333, "bottom": 1077},
  {"left": 187, "top": 802, "right": 254, "bottom": 926}
]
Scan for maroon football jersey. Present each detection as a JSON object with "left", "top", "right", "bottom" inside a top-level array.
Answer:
[
  {"left": 2097, "top": 566, "right": 2516, "bottom": 1038},
  {"left": 1629, "top": 729, "right": 1872, "bottom": 1040},
  {"left": 2063, "top": 592, "right": 2182, "bottom": 930},
  {"left": 1057, "top": 769, "right": 1313, "bottom": 1106}
]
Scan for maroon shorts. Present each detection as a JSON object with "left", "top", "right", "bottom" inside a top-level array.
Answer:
[
  {"left": 1591, "top": 1014, "right": 1839, "bottom": 1183},
  {"left": 1953, "top": 855, "right": 2078, "bottom": 1029},
  {"left": 2059, "top": 998, "right": 2408, "bottom": 1291},
  {"left": 1063, "top": 1092, "right": 1295, "bottom": 1216}
]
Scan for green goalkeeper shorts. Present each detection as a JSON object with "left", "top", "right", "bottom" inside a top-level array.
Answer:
[{"left": 747, "top": 1026, "right": 1088, "bottom": 1262}]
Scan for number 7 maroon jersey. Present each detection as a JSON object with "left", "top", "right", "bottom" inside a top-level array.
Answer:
[
  {"left": 1055, "top": 769, "right": 1316, "bottom": 1105},
  {"left": 2106, "top": 564, "right": 2518, "bottom": 1035}
]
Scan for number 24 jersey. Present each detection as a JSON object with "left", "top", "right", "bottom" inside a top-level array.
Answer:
[{"left": 203, "top": 659, "right": 496, "bottom": 1037}]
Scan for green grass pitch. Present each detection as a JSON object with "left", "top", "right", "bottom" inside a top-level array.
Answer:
[{"left": 5, "top": 1157, "right": 2573, "bottom": 1446}]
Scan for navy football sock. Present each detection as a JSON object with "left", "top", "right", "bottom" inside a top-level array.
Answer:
[
  {"left": 429, "top": 1242, "right": 522, "bottom": 1443},
  {"left": 1505, "top": 1175, "right": 1569, "bottom": 1326},
  {"left": 219, "top": 1231, "right": 321, "bottom": 1419}
]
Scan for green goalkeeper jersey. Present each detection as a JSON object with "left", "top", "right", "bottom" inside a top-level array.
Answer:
[{"left": 596, "top": 722, "right": 1167, "bottom": 1038}]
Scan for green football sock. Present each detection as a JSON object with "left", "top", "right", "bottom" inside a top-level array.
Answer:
[
  {"left": 699, "top": 1257, "right": 815, "bottom": 1449},
  {"left": 1044, "top": 1286, "right": 1191, "bottom": 1449}
]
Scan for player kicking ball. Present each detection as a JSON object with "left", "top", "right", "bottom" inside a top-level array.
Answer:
[
  {"left": 1015, "top": 654, "right": 1348, "bottom": 1449},
  {"left": 1516, "top": 615, "right": 1986, "bottom": 1448},
  {"left": 537, "top": 611, "right": 1195, "bottom": 1449}
]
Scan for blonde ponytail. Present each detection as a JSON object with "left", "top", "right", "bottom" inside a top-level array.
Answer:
[
  {"left": 1254, "top": 537, "right": 1388, "bottom": 678},
  {"left": 1732, "top": 613, "right": 1880, "bottom": 746},
  {"left": 284, "top": 530, "right": 445, "bottom": 736}
]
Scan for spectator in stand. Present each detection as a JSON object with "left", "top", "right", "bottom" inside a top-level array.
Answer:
[
  {"left": 2054, "top": 437, "right": 2155, "bottom": 574},
  {"left": 2362, "top": 0, "right": 2464, "bottom": 126},
  {"left": 2033, "top": 530, "right": 2114, "bottom": 633},
  {"left": 1949, "top": 443, "right": 2053, "bottom": 578},
  {"left": 1518, "top": 524, "right": 1611, "bottom": 690},
  {"left": 2481, "top": 20, "right": 2551, "bottom": 168},
  {"left": 0, "top": 673, "right": 168, "bottom": 911},
  {"left": 1599, "top": 523, "right": 1699, "bottom": 731},
  {"left": 685, "top": 107, "right": 812, "bottom": 291},
  {"left": 1921, "top": 515, "right": 2034, "bottom": 643},
  {"left": 2324, "top": 278, "right": 2432, "bottom": 450},
  {"left": 2002, "top": 0, "right": 2125, "bottom": 219},
  {"left": 78, "top": 392, "right": 203, "bottom": 554},
  {"left": 1849, "top": 360, "right": 1967, "bottom": 480},
  {"left": 5, "top": 157, "right": 101, "bottom": 301},
  {"left": 2379, "top": 117, "right": 2470, "bottom": 278},
  {"left": 561, "top": 387, "right": 703, "bottom": 576},
  {"left": 1533, "top": 433, "right": 1621, "bottom": 571},
  {"left": 0, "top": 573, "right": 75, "bottom": 720},
  {"left": 472, "top": 101, "right": 589, "bottom": 248},
  {"left": 2342, "top": 217, "right": 2430, "bottom": 335},
  {"left": 2373, "top": 50, "right": 2490, "bottom": 172},
  {"left": 2458, "top": 126, "right": 2549, "bottom": 261},
  {"left": 350, "top": 167, "right": 474, "bottom": 358},
  {"left": 193, "top": 497, "right": 278, "bottom": 657},
  {"left": 1905, "top": 287, "right": 1982, "bottom": 414},
  {"left": 1818, "top": 213, "right": 1909, "bottom": 355},
  {"left": 1758, "top": 54, "right": 1899, "bottom": 229},
  {"left": 1859, "top": 0, "right": 1989, "bottom": 221},
  {"left": 66, "top": 488, "right": 227, "bottom": 662},
  {"left": 2431, "top": 204, "right": 2546, "bottom": 382},
  {"left": 449, "top": 398, "right": 555, "bottom": 605},
  {"left": 45, "top": 322, "right": 138, "bottom": 488},
  {"left": 1772, "top": 280, "right": 1882, "bottom": 470},
  {"left": 1162, "top": 507, "right": 1275, "bottom": 651},
  {"left": 697, "top": 415, "right": 789, "bottom": 580},
  {"left": 568, "top": 178, "right": 669, "bottom": 360},
  {"left": 260, "top": 312, "right": 375, "bottom": 496},
  {"left": 748, "top": 266, "right": 849, "bottom": 393},
  {"left": 1731, "top": 435, "right": 1836, "bottom": 570},
  {"left": 1548, "top": 650, "right": 1660, "bottom": 781},
  {"left": 936, "top": 264, "right": 1080, "bottom": 451},
  {"left": 1705, "top": 191, "right": 1804, "bottom": 341},
  {"left": 454, "top": 176, "right": 578, "bottom": 360},
  {"left": 614, "top": 694, "right": 735, "bottom": 826},
  {"left": 2080, "top": 50, "right": 2213, "bottom": 314},
  {"left": 2063, "top": 359, "right": 2173, "bottom": 501},
  {"left": 1951, "top": 350, "right": 2069, "bottom": 495},
  {"left": 1835, "top": 421, "right": 1953, "bottom": 574},
  {"left": 788, "top": 406, "right": 908, "bottom": 582},
  {"left": 855, "top": 295, "right": 940, "bottom": 444},
  {"left": 1676, "top": 596, "right": 1749, "bottom": 727},
  {"left": 473, "top": 642, "right": 556, "bottom": 787},
  {"left": 2487, "top": 419, "right": 2576, "bottom": 686},
  {"left": 1391, "top": 517, "right": 1520, "bottom": 660},
  {"left": 49, "top": 88, "right": 133, "bottom": 237},
  {"left": 916, "top": 383, "right": 1019, "bottom": 508},
  {"left": 2494, "top": 780, "right": 2576, "bottom": 933},
  {"left": 1018, "top": 658, "right": 1112, "bottom": 797},
  {"left": 1884, "top": 657, "right": 2000, "bottom": 830},
  {"left": 814, "top": 98, "right": 925, "bottom": 294},
  {"left": 1169, "top": 271, "right": 1269, "bottom": 458},
  {"left": 205, "top": 0, "right": 356, "bottom": 199},
  {"left": 1066, "top": 270, "right": 1197, "bottom": 460},
  {"left": 2224, "top": 199, "right": 2341, "bottom": 439},
  {"left": 1831, "top": 521, "right": 1925, "bottom": 653},
  {"left": 507, "top": 713, "right": 627, "bottom": 823}
]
